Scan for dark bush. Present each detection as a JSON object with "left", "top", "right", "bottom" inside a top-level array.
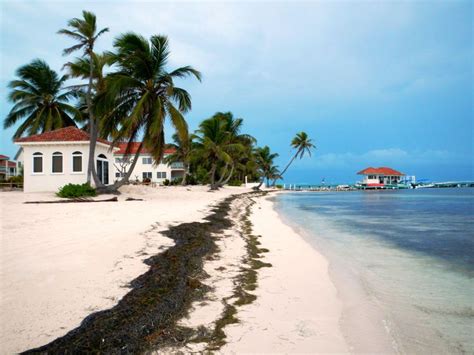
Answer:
[
  {"left": 170, "top": 177, "right": 183, "bottom": 186},
  {"left": 275, "top": 184, "right": 283, "bottom": 189},
  {"left": 228, "top": 179, "right": 242, "bottom": 186},
  {"left": 57, "top": 183, "right": 96, "bottom": 198},
  {"left": 162, "top": 179, "right": 170, "bottom": 186}
]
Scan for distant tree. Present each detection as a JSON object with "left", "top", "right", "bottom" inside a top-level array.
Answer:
[
  {"left": 193, "top": 114, "right": 244, "bottom": 190},
  {"left": 275, "top": 131, "right": 315, "bottom": 185},
  {"left": 4, "top": 59, "right": 79, "bottom": 138},
  {"left": 215, "top": 112, "right": 255, "bottom": 187},
  {"left": 58, "top": 10, "right": 109, "bottom": 185},
  {"left": 255, "top": 145, "right": 279, "bottom": 189},
  {"left": 164, "top": 133, "right": 193, "bottom": 185}
]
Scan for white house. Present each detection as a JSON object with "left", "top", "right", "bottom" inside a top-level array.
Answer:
[
  {"left": 357, "top": 167, "right": 405, "bottom": 188},
  {"left": 0, "top": 154, "right": 18, "bottom": 181},
  {"left": 114, "top": 142, "right": 185, "bottom": 184},
  {"left": 15, "top": 126, "right": 117, "bottom": 193}
]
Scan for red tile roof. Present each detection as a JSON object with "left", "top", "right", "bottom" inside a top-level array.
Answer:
[
  {"left": 0, "top": 154, "right": 9, "bottom": 160},
  {"left": 14, "top": 126, "right": 111, "bottom": 145},
  {"left": 115, "top": 142, "right": 176, "bottom": 155},
  {"left": 357, "top": 167, "right": 404, "bottom": 176}
]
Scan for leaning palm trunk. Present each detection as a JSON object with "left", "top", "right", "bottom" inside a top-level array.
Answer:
[
  {"left": 219, "top": 164, "right": 234, "bottom": 186},
  {"left": 216, "top": 162, "right": 229, "bottom": 186},
  {"left": 272, "top": 151, "right": 298, "bottom": 186},
  {"left": 97, "top": 143, "right": 143, "bottom": 193},
  {"left": 210, "top": 163, "right": 218, "bottom": 190},
  {"left": 256, "top": 176, "right": 265, "bottom": 190}
]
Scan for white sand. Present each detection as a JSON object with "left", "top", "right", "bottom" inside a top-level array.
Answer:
[
  {"left": 0, "top": 185, "right": 249, "bottom": 354},
  {"left": 1, "top": 188, "right": 350, "bottom": 354},
  {"left": 221, "top": 194, "right": 350, "bottom": 353}
]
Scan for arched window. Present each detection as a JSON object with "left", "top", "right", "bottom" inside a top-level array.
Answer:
[
  {"left": 52, "top": 152, "right": 63, "bottom": 173},
  {"left": 32, "top": 152, "right": 43, "bottom": 173},
  {"left": 72, "top": 151, "right": 83, "bottom": 173}
]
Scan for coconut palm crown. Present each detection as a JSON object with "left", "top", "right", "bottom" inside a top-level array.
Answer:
[
  {"left": 4, "top": 59, "right": 79, "bottom": 138},
  {"left": 102, "top": 33, "right": 201, "bottom": 163},
  {"left": 277, "top": 131, "right": 315, "bottom": 181}
]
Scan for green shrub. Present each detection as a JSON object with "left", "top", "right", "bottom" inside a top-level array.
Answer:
[
  {"left": 228, "top": 179, "right": 242, "bottom": 186},
  {"left": 186, "top": 175, "right": 198, "bottom": 185},
  {"left": 195, "top": 166, "right": 209, "bottom": 184},
  {"left": 275, "top": 184, "right": 283, "bottom": 189},
  {"left": 162, "top": 179, "right": 170, "bottom": 186},
  {"left": 57, "top": 183, "right": 96, "bottom": 198},
  {"left": 170, "top": 177, "right": 183, "bottom": 185}
]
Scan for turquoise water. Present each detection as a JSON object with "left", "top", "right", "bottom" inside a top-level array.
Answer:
[{"left": 274, "top": 188, "right": 474, "bottom": 354}]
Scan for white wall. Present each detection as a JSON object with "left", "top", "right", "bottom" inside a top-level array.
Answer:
[
  {"left": 362, "top": 175, "right": 381, "bottom": 184},
  {"left": 114, "top": 153, "right": 184, "bottom": 184},
  {"left": 19, "top": 142, "right": 115, "bottom": 193}
]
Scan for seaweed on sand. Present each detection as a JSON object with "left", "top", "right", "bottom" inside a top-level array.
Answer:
[{"left": 23, "top": 194, "right": 246, "bottom": 354}]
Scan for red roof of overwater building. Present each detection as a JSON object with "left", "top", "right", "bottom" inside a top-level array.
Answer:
[{"left": 357, "top": 167, "right": 405, "bottom": 176}]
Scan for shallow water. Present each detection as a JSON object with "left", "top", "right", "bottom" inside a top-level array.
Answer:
[{"left": 274, "top": 188, "right": 474, "bottom": 354}]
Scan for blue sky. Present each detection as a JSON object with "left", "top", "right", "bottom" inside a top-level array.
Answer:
[{"left": 1, "top": 0, "right": 472, "bottom": 184}]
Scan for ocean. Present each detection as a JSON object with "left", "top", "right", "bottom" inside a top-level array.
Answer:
[{"left": 273, "top": 188, "right": 474, "bottom": 354}]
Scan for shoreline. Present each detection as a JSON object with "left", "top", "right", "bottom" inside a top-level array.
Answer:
[
  {"left": 220, "top": 193, "right": 349, "bottom": 353},
  {"left": 1, "top": 187, "right": 351, "bottom": 353},
  {"left": 273, "top": 196, "right": 400, "bottom": 354}
]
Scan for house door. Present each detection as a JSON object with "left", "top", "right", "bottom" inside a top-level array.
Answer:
[{"left": 96, "top": 154, "right": 109, "bottom": 185}]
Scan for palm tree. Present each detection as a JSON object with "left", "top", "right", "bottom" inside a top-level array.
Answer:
[
  {"left": 164, "top": 133, "right": 193, "bottom": 185},
  {"left": 275, "top": 131, "right": 315, "bottom": 185},
  {"left": 58, "top": 10, "right": 109, "bottom": 185},
  {"left": 4, "top": 59, "right": 79, "bottom": 138},
  {"left": 214, "top": 112, "right": 255, "bottom": 186},
  {"left": 255, "top": 145, "right": 279, "bottom": 189},
  {"left": 266, "top": 165, "right": 282, "bottom": 187},
  {"left": 64, "top": 52, "right": 113, "bottom": 137},
  {"left": 101, "top": 33, "right": 201, "bottom": 189},
  {"left": 193, "top": 115, "right": 244, "bottom": 190}
]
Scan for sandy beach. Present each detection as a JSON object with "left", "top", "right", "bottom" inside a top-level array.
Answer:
[{"left": 1, "top": 187, "right": 348, "bottom": 353}]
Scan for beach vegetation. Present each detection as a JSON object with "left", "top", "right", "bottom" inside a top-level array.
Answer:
[
  {"left": 57, "top": 183, "right": 96, "bottom": 198},
  {"left": 5, "top": 9, "right": 315, "bottom": 193}
]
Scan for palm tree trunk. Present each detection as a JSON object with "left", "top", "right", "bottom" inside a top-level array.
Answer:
[
  {"left": 210, "top": 163, "right": 218, "bottom": 190},
  {"left": 220, "top": 164, "right": 234, "bottom": 186},
  {"left": 102, "top": 143, "right": 143, "bottom": 192},
  {"left": 85, "top": 48, "right": 103, "bottom": 188},
  {"left": 216, "top": 162, "right": 229, "bottom": 186},
  {"left": 181, "top": 163, "right": 188, "bottom": 186},
  {"left": 256, "top": 176, "right": 265, "bottom": 189}
]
